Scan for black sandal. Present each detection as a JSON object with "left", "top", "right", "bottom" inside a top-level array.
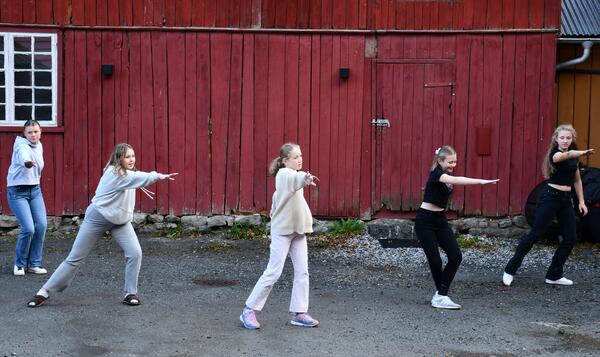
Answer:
[
  {"left": 28, "top": 295, "right": 48, "bottom": 308},
  {"left": 122, "top": 294, "right": 141, "bottom": 306}
]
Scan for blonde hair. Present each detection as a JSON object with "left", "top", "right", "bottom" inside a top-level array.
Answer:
[
  {"left": 269, "top": 142, "right": 300, "bottom": 176},
  {"left": 542, "top": 124, "right": 578, "bottom": 179},
  {"left": 104, "top": 143, "right": 136, "bottom": 178},
  {"left": 431, "top": 145, "right": 456, "bottom": 171}
]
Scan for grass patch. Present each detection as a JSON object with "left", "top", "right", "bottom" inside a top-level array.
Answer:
[
  {"left": 226, "top": 222, "right": 268, "bottom": 243},
  {"left": 311, "top": 219, "right": 365, "bottom": 249},
  {"left": 163, "top": 223, "right": 183, "bottom": 239},
  {"left": 456, "top": 235, "right": 482, "bottom": 249}
]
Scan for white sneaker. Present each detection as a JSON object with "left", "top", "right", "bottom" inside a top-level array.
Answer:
[
  {"left": 545, "top": 277, "right": 573, "bottom": 286},
  {"left": 26, "top": 267, "right": 47, "bottom": 274},
  {"left": 431, "top": 294, "right": 461, "bottom": 309},
  {"left": 502, "top": 272, "right": 514, "bottom": 286},
  {"left": 13, "top": 266, "right": 25, "bottom": 276}
]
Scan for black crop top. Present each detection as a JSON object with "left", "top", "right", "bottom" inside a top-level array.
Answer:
[
  {"left": 548, "top": 147, "right": 578, "bottom": 186},
  {"left": 423, "top": 164, "right": 453, "bottom": 208}
]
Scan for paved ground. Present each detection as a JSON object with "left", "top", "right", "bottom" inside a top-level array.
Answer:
[{"left": 1, "top": 234, "right": 600, "bottom": 357}]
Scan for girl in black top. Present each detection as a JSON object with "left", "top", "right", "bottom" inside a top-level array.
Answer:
[
  {"left": 503, "top": 124, "right": 593, "bottom": 287},
  {"left": 416, "top": 145, "right": 499, "bottom": 309}
]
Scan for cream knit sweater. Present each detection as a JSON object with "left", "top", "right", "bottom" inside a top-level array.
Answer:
[{"left": 269, "top": 167, "right": 313, "bottom": 235}]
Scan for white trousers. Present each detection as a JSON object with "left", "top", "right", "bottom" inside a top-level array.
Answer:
[{"left": 245, "top": 232, "right": 309, "bottom": 313}]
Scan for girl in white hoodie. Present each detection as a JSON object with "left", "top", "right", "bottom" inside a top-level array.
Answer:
[
  {"left": 240, "top": 142, "right": 319, "bottom": 329},
  {"left": 27, "top": 143, "right": 177, "bottom": 307}
]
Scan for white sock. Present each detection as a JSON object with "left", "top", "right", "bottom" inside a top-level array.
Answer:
[{"left": 36, "top": 289, "right": 49, "bottom": 298}]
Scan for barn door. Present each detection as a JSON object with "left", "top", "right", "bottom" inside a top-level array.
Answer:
[{"left": 372, "top": 61, "right": 456, "bottom": 213}]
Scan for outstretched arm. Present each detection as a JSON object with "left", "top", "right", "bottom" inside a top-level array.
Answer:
[
  {"left": 439, "top": 174, "right": 499, "bottom": 186},
  {"left": 553, "top": 149, "right": 594, "bottom": 163}
]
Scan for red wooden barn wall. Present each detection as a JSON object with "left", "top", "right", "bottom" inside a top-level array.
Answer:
[
  {"left": 0, "top": 0, "right": 560, "bottom": 30},
  {"left": 0, "top": 0, "right": 560, "bottom": 218}
]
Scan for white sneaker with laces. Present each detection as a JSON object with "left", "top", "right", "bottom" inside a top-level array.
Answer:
[
  {"left": 502, "top": 272, "right": 514, "bottom": 286},
  {"left": 26, "top": 267, "right": 47, "bottom": 274},
  {"left": 13, "top": 265, "right": 25, "bottom": 276},
  {"left": 545, "top": 277, "right": 573, "bottom": 286},
  {"left": 431, "top": 294, "right": 461, "bottom": 310}
]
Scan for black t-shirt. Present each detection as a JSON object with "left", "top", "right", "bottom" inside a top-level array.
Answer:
[
  {"left": 423, "top": 164, "right": 453, "bottom": 208},
  {"left": 548, "top": 147, "right": 578, "bottom": 186}
]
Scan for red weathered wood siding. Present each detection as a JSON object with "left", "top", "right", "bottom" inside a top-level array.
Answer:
[
  {"left": 0, "top": 0, "right": 560, "bottom": 218},
  {"left": 0, "top": 0, "right": 560, "bottom": 30}
]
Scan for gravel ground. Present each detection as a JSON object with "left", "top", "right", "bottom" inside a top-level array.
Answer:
[{"left": 1, "top": 233, "right": 600, "bottom": 356}]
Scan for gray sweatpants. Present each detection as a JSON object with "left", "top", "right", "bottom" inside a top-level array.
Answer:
[{"left": 43, "top": 204, "right": 142, "bottom": 295}]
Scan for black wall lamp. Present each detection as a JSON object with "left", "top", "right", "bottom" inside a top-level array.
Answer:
[
  {"left": 339, "top": 67, "right": 350, "bottom": 80},
  {"left": 102, "top": 64, "right": 114, "bottom": 76}
]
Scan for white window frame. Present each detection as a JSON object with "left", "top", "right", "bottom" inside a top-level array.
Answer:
[{"left": 0, "top": 32, "right": 58, "bottom": 126}]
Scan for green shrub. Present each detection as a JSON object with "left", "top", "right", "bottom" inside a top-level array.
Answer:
[
  {"left": 310, "top": 219, "right": 365, "bottom": 249},
  {"left": 226, "top": 222, "right": 268, "bottom": 242},
  {"left": 163, "top": 223, "right": 183, "bottom": 239}
]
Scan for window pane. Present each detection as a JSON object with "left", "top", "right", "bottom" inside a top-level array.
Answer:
[
  {"left": 0, "top": 87, "right": 4, "bottom": 102},
  {"left": 0, "top": 38, "right": 4, "bottom": 51},
  {"left": 0, "top": 71, "right": 4, "bottom": 84},
  {"left": 0, "top": 55, "right": 3, "bottom": 68},
  {"left": 34, "top": 55, "right": 51, "bottom": 69},
  {"left": 15, "top": 105, "right": 32, "bottom": 120},
  {"left": 14, "top": 37, "right": 31, "bottom": 52},
  {"left": 15, "top": 88, "right": 32, "bottom": 103},
  {"left": 0, "top": 105, "right": 4, "bottom": 120},
  {"left": 35, "top": 89, "right": 52, "bottom": 104},
  {"left": 15, "top": 71, "right": 32, "bottom": 86},
  {"left": 34, "top": 37, "right": 51, "bottom": 52},
  {"left": 15, "top": 54, "right": 31, "bottom": 69},
  {"left": 34, "top": 72, "right": 51, "bottom": 86},
  {"left": 35, "top": 106, "right": 52, "bottom": 120}
]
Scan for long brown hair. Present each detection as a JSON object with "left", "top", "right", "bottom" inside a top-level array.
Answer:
[
  {"left": 542, "top": 124, "right": 578, "bottom": 179},
  {"left": 268, "top": 142, "right": 300, "bottom": 176},
  {"left": 431, "top": 145, "right": 456, "bottom": 171},
  {"left": 104, "top": 143, "right": 136, "bottom": 177}
]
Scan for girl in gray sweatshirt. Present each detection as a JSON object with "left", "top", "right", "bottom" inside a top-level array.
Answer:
[{"left": 27, "top": 143, "right": 177, "bottom": 307}]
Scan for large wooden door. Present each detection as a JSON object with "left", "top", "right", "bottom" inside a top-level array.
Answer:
[{"left": 372, "top": 60, "right": 455, "bottom": 213}]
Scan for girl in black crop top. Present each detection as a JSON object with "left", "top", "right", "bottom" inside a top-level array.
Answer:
[
  {"left": 503, "top": 124, "right": 593, "bottom": 288},
  {"left": 416, "top": 145, "right": 499, "bottom": 310}
]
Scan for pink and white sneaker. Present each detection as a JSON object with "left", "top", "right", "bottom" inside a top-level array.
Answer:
[
  {"left": 240, "top": 308, "right": 260, "bottom": 329},
  {"left": 291, "top": 313, "right": 319, "bottom": 327}
]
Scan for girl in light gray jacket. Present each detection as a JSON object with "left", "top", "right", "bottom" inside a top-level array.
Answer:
[{"left": 27, "top": 143, "right": 177, "bottom": 307}]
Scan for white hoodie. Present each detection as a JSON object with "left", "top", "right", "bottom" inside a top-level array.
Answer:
[
  {"left": 91, "top": 166, "right": 160, "bottom": 225},
  {"left": 269, "top": 168, "right": 313, "bottom": 235},
  {"left": 6, "top": 136, "right": 44, "bottom": 187}
]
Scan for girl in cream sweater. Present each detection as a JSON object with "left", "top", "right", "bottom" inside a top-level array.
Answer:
[{"left": 240, "top": 143, "right": 319, "bottom": 329}]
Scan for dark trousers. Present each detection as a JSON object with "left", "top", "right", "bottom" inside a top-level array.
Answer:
[
  {"left": 505, "top": 185, "right": 576, "bottom": 280},
  {"left": 415, "top": 208, "right": 462, "bottom": 296}
]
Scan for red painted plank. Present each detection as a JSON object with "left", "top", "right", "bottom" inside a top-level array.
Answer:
[
  {"left": 421, "top": 1, "right": 431, "bottom": 30},
  {"left": 114, "top": 33, "right": 128, "bottom": 145},
  {"left": 330, "top": 35, "right": 343, "bottom": 214},
  {"left": 358, "top": 0, "right": 367, "bottom": 29},
  {"left": 321, "top": 0, "right": 333, "bottom": 28},
  {"left": 390, "top": 63, "right": 406, "bottom": 210},
  {"left": 153, "top": 0, "right": 165, "bottom": 26},
  {"left": 395, "top": 0, "right": 406, "bottom": 29},
  {"left": 315, "top": 35, "right": 333, "bottom": 215},
  {"left": 497, "top": 35, "right": 516, "bottom": 216},
  {"left": 346, "top": 0, "right": 359, "bottom": 29},
  {"left": 253, "top": 35, "right": 270, "bottom": 212},
  {"left": 422, "top": 64, "right": 437, "bottom": 206},
  {"left": 100, "top": 32, "right": 116, "bottom": 182},
  {"left": 84, "top": 0, "right": 96, "bottom": 25},
  {"left": 73, "top": 31, "right": 89, "bottom": 212},
  {"left": 451, "top": 0, "right": 463, "bottom": 30},
  {"left": 404, "top": 1, "right": 415, "bottom": 31},
  {"left": 225, "top": 34, "right": 244, "bottom": 213},
  {"left": 472, "top": 0, "right": 487, "bottom": 29},
  {"left": 23, "top": 0, "right": 35, "bottom": 23},
  {"left": 309, "top": 34, "right": 321, "bottom": 211},
  {"left": 239, "top": 34, "right": 255, "bottom": 212},
  {"left": 96, "top": 0, "right": 108, "bottom": 25},
  {"left": 216, "top": 0, "right": 229, "bottom": 27},
  {"left": 514, "top": 0, "right": 529, "bottom": 28},
  {"left": 203, "top": 0, "right": 216, "bottom": 26},
  {"left": 416, "top": 33, "right": 430, "bottom": 59},
  {"left": 71, "top": 0, "right": 84, "bottom": 25},
  {"left": 544, "top": 0, "right": 560, "bottom": 29},
  {"left": 179, "top": 33, "right": 198, "bottom": 214},
  {"left": 358, "top": 56, "right": 372, "bottom": 218},
  {"left": 164, "top": 0, "right": 176, "bottom": 26},
  {"left": 284, "top": 36, "right": 299, "bottom": 143},
  {"left": 502, "top": 0, "right": 515, "bottom": 28},
  {"left": 461, "top": 0, "right": 474, "bottom": 29},
  {"left": 414, "top": 1, "right": 423, "bottom": 30},
  {"left": 191, "top": 0, "right": 205, "bottom": 26},
  {"left": 438, "top": 1, "right": 452, "bottom": 30},
  {"left": 196, "top": 33, "right": 212, "bottom": 214},
  {"left": 128, "top": 32, "right": 143, "bottom": 211},
  {"left": 487, "top": 0, "right": 502, "bottom": 29},
  {"left": 332, "top": 0, "right": 345, "bottom": 28},
  {"left": 529, "top": 0, "right": 544, "bottom": 29},
  {"left": 429, "top": 1, "right": 439, "bottom": 30},
  {"left": 107, "top": 0, "right": 120, "bottom": 26},
  {"left": 131, "top": 0, "right": 144, "bottom": 25},
  {"left": 411, "top": 64, "right": 426, "bottom": 209},
  {"left": 151, "top": 32, "right": 169, "bottom": 214},
  {"left": 238, "top": 0, "right": 251, "bottom": 27},
  {"left": 298, "top": 35, "right": 312, "bottom": 208},
  {"left": 380, "top": 0, "right": 390, "bottom": 29},
  {"left": 86, "top": 32, "right": 103, "bottom": 204},
  {"left": 41, "top": 135, "right": 55, "bottom": 215},
  {"left": 120, "top": 0, "right": 133, "bottom": 25},
  {"left": 266, "top": 35, "right": 287, "bottom": 212},
  {"left": 481, "top": 36, "right": 502, "bottom": 216},
  {"left": 348, "top": 36, "right": 364, "bottom": 215},
  {"left": 538, "top": 34, "right": 557, "bottom": 187},
  {"left": 166, "top": 32, "right": 186, "bottom": 215},
  {"left": 262, "top": 0, "right": 276, "bottom": 27},
  {"left": 210, "top": 33, "right": 231, "bottom": 214},
  {"left": 53, "top": 0, "right": 68, "bottom": 24},
  {"left": 230, "top": 0, "right": 241, "bottom": 27},
  {"left": 139, "top": 32, "right": 156, "bottom": 213},
  {"left": 52, "top": 135, "right": 65, "bottom": 215},
  {"left": 297, "top": 0, "right": 310, "bottom": 28},
  {"left": 522, "top": 34, "right": 543, "bottom": 203},
  {"left": 274, "top": 0, "right": 287, "bottom": 27},
  {"left": 175, "top": 0, "right": 192, "bottom": 26},
  {"left": 509, "top": 35, "right": 527, "bottom": 214},
  {"left": 337, "top": 36, "right": 350, "bottom": 214}
]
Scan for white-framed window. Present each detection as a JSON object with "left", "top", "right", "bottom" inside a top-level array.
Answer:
[{"left": 0, "top": 32, "right": 58, "bottom": 126}]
